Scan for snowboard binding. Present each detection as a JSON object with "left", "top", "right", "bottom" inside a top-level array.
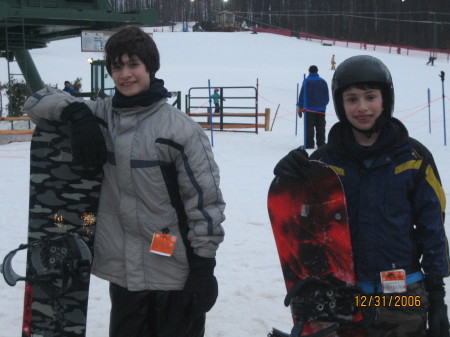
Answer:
[
  {"left": 286, "top": 277, "right": 365, "bottom": 321},
  {"left": 269, "top": 277, "right": 376, "bottom": 337},
  {"left": 1, "top": 232, "right": 92, "bottom": 296}
]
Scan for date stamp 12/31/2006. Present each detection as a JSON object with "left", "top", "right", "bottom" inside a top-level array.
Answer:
[{"left": 355, "top": 295, "right": 422, "bottom": 307}]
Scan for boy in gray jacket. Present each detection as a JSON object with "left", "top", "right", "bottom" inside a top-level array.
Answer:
[{"left": 24, "top": 26, "right": 225, "bottom": 337}]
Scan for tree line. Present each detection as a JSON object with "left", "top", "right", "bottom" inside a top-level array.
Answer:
[{"left": 113, "top": 0, "right": 450, "bottom": 51}]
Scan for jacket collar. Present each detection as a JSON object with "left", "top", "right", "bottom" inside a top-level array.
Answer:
[
  {"left": 327, "top": 117, "right": 409, "bottom": 162},
  {"left": 112, "top": 78, "right": 171, "bottom": 109}
]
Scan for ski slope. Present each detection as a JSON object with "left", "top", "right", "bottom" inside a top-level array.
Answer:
[{"left": 0, "top": 29, "right": 449, "bottom": 337}]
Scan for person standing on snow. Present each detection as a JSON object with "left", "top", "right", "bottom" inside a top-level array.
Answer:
[
  {"left": 211, "top": 88, "right": 225, "bottom": 113},
  {"left": 24, "top": 26, "right": 225, "bottom": 337},
  {"left": 297, "top": 65, "right": 329, "bottom": 149},
  {"left": 331, "top": 54, "right": 336, "bottom": 70},
  {"left": 275, "top": 55, "right": 449, "bottom": 336}
]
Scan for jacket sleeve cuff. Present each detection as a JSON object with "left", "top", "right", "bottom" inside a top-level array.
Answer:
[{"left": 194, "top": 247, "right": 217, "bottom": 259}]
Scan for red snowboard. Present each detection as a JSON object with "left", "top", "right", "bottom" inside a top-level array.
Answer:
[{"left": 267, "top": 161, "right": 369, "bottom": 337}]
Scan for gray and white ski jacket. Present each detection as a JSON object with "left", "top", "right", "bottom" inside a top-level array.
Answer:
[{"left": 24, "top": 87, "right": 226, "bottom": 291}]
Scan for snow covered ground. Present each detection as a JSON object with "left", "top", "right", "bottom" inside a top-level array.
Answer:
[{"left": 0, "top": 28, "right": 449, "bottom": 336}]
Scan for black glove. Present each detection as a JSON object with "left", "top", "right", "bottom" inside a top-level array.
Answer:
[
  {"left": 426, "top": 277, "right": 450, "bottom": 337},
  {"left": 183, "top": 255, "right": 218, "bottom": 320},
  {"left": 274, "top": 147, "right": 310, "bottom": 180},
  {"left": 61, "top": 102, "right": 107, "bottom": 169}
]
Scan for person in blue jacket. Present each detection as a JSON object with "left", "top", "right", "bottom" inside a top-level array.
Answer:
[
  {"left": 275, "top": 55, "right": 449, "bottom": 337},
  {"left": 298, "top": 65, "right": 329, "bottom": 149},
  {"left": 62, "top": 80, "right": 76, "bottom": 94}
]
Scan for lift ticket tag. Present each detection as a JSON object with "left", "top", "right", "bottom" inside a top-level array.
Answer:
[
  {"left": 150, "top": 233, "right": 177, "bottom": 257},
  {"left": 380, "top": 269, "right": 407, "bottom": 293}
]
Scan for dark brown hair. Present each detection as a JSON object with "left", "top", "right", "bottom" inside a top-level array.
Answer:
[
  {"left": 104, "top": 26, "right": 160, "bottom": 79},
  {"left": 342, "top": 82, "right": 383, "bottom": 93}
]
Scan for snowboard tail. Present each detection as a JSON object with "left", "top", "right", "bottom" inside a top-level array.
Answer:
[{"left": 6, "top": 119, "right": 102, "bottom": 337}]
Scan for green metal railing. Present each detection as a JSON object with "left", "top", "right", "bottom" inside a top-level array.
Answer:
[{"left": 186, "top": 86, "right": 263, "bottom": 133}]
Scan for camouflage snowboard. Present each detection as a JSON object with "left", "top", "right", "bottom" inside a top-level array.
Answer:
[
  {"left": 267, "top": 161, "right": 370, "bottom": 337},
  {"left": 22, "top": 119, "right": 102, "bottom": 337}
]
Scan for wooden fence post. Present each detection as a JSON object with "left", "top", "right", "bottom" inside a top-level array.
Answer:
[{"left": 264, "top": 108, "right": 271, "bottom": 131}]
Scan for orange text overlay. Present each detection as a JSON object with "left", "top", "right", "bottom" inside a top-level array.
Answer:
[{"left": 355, "top": 295, "right": 421, "bottom": 307}]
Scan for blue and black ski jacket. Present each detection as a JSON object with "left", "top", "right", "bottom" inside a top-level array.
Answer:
[
  {"left": 298, "top": 73, "right": 329, "bottom": 112},
  {"left": 310, "top": 119, "right": 449, "bottom": 293}
]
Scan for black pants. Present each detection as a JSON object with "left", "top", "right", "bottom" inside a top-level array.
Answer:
[
  {"left": 366, "top": 281, "right": 428, "bottom": 337},
  {"left": 109, "top": 283, "right": 206, "bottom": 337},
  {"left": 305, "top": 111, "right": 326, "bottom": 149}
]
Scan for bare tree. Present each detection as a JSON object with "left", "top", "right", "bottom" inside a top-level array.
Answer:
[{"left": 112, "top": 0, "right": 450, "bottom": 50}]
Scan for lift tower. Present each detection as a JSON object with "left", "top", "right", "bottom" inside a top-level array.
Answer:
[{"left": 0, "top": 0, "right": 158, "bottom": 92}]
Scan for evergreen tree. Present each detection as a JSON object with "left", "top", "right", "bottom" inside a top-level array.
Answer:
[{"left": 0, "top": 78, "right": 29, "bottom": 117}]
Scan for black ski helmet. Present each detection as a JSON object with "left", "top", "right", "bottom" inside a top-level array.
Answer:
[{"left": 331, "top": 55, "right": 394, "bottom": 122}]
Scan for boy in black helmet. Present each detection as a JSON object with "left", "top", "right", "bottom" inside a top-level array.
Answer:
[{"left": 274, "top": 55, "right": 449, "bottom": 336}]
